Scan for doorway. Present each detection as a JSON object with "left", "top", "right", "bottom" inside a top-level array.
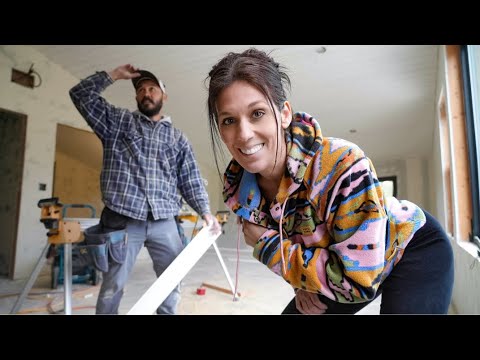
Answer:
[
  {"left": 0, "top": 108, "right": 27, "bottom": 279},
  {"left": 53, "top": 124, "right": 103, "bottom": 218}
]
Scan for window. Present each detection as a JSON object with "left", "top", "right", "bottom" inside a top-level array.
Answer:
[
  {"left": 460, "top": 45, "right": 480, "bottom": 248},
  {"left": 378, "top": 176, "right": 397, "bottom": 199}
]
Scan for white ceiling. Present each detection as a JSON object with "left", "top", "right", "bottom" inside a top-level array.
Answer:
[{"left": 33, "top": 45, "right": 439, "bottom": 171}]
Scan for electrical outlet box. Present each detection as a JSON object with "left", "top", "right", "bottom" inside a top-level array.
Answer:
[{"left": 11, "top": 69, "right": 34, "bottom": 88}]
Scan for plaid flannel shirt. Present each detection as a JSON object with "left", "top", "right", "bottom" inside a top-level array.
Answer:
[{"left": 69, "top": 71, "right": 210, "bottom": 220}]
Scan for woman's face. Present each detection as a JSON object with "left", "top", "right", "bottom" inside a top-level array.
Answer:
[{"left": 216, "top": 80, "right": 291, "bottom": 177}]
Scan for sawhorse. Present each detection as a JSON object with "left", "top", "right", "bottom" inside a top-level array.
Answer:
[{"left": 10, "top": 198, "right": 86, "bottom": 315}]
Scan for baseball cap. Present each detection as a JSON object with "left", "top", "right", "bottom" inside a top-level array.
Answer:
[{"left": 132, "top": 70, "right": 166, "bottom": 93}]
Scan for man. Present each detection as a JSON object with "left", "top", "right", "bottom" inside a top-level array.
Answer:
[{"left": 70, "top": 64, "right": 220, "bottom": 314}]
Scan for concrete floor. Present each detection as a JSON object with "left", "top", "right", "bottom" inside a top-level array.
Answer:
[
  {"left": 0, "top": 243, "right": 383, "bottom": 315},
  {"left": 0, "top": 215, "right": 383, "bottom": 315}
]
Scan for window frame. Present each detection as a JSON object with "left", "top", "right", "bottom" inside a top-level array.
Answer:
[{"left": 460, "top": 45, "right": 480, "bottom": 248}]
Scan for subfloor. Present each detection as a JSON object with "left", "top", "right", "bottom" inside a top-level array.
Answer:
[{"left": 0, "top": 245, "right": 382, "bottom": 315}]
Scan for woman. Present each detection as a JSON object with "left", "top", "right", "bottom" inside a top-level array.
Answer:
[{"left": 205, "top": 48, "right": 454, "bottom": 314}]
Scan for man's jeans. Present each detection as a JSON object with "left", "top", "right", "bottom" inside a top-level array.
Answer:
[{"left": 96, "top": 217, "right": 184, "bottom": 314}]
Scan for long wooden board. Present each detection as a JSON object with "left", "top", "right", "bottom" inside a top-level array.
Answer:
[{"left": 127, "top": 225, "right": 220, "bottom": 315}]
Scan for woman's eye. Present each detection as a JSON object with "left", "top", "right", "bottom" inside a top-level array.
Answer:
[
  {"left": 253, "top": 110, "right": 264, "bottom": 118},
  {"left": 222, "top": 118, "right": 234, "bottom": 125}
]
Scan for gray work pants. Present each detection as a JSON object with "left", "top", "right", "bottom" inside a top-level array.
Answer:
[{"left": 96, "top": 217, "right": 184, "bottom": 314}]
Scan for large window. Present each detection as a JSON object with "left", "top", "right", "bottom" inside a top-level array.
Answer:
[
  {"left": 461, "top": 45, "right": 480, "bottom": 248},
  {"left": 378, "top": 176, "right": 397, "bottom": 199}
]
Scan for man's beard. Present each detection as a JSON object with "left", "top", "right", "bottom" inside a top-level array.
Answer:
[{"left": 138, "top": 98, "right": 163, "bottom": 117}]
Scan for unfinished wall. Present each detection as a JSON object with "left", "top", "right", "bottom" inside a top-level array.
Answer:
[
  {"left": 0, "top": 45, "right": 93, "bottom": 279},
  {"left": 53, "top": 151, "right": 102, "bottom": 218},
  {"left": 53, "top": 124, "right": 103, "bottom": 217}
]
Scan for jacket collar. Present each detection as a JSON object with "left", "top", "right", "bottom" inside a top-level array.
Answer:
[{"left": 133, "top": 111, "right": 172, "bottom": 125}]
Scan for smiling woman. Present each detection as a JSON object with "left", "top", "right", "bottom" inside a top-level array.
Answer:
[
  {"left": 205, "top": 47, "right": 454, "bottom": 315},
  {"left": 216, "top": 81, "right": 291, "bottom": 202}
]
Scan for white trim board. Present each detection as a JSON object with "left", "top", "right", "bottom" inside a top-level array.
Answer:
[{"left": 127, "top": 225, "right": 221, "bottom": 315}]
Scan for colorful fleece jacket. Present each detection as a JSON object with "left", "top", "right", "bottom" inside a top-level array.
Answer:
[{"left": 223, "top": 112, "right": 426, "bottom": 303}]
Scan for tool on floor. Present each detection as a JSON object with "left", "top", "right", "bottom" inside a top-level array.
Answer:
[
  {"left": 196, "top": 287, "right": 206, "bottom": 295},
  {"left": 201, "top": 282, "right": 242, "bottom": 297},
  {"left": 10, "top": 197, "right": 99, "bottom": 315}
]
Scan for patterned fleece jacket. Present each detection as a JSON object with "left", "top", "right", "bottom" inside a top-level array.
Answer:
[{"left": 223, "top": 112, "right": 426, "bottom": 303}]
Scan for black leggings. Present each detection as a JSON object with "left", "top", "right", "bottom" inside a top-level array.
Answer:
[{"left": 282, "top": 210, "right": 454, "bottom": 314}]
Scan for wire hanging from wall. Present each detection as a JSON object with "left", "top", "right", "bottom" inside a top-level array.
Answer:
[{"left": 28, "top": 64, "right": 42, "bottom": 88}]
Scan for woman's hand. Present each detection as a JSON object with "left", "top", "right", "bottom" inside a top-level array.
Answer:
[
  {"left": 241, "top": 219, "right": 267, "bottom": 247},
  {"left": 295, "top": 289, "right": 328, "bottom": 314}
]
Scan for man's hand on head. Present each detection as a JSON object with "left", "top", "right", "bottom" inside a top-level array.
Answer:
[{"left": 108, "top": 64, "right": 141, "bottom": 81}]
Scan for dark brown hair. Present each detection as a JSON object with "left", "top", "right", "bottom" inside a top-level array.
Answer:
[{"left": 205, "top": 47, "right": 292, "bottom": 177}]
